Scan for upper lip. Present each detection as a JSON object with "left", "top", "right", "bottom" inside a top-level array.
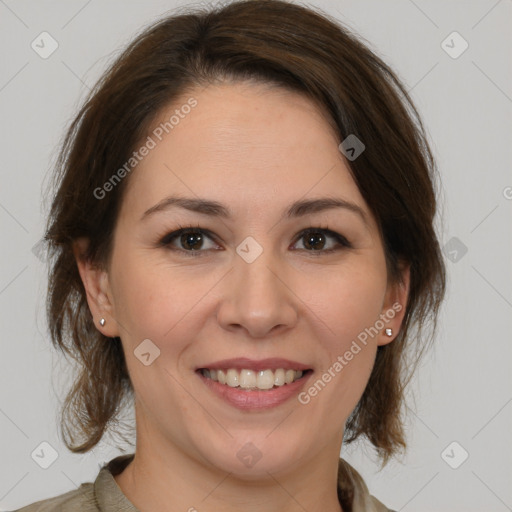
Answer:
[{"left": 197, "top": 357, "right": 311, "bottom": 372}]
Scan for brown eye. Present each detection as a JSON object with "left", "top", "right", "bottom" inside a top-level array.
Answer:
[
  {"left": 292, "top": 228, "right": 351, "bottom": 254},
  {"left": 179, "top": 230, "right": 205, "bottom": 251},
  {"left": 160, "top": 227, "right": 219, "bottom": 256},
  {"left": 303, "top": 231, "right": 327, "bottom": 250},
  {"left": 159, "top": 225, "right": 351, "bottom": 258}
]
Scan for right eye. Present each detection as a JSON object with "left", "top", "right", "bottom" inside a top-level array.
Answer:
[{"left": 159, "top": 225, "right": 221, "bottom": 257}]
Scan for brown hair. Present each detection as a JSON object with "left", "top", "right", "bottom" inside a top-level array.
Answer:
[{"left": 44, "top": 0, "right": 446, "bottom": 466}]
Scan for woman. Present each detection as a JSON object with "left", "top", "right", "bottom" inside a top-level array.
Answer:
[{"left": 16, "top": 0, "right": 446, "bottom": 510}]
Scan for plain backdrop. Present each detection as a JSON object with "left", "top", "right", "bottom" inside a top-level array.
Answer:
[{"left": 1, "top": 1, "right": 511, "bottom": 511}]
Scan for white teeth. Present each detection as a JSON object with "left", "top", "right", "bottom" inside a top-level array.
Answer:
[
  {"left": 256, "top": 369, "right": 274, "bottom": 390},
  {"left": 201, "top": 368, "right": 306, "bottom": 390},
  {"left": 226, "top": 369, "right": 239, "bottom": 387},
  {"left": 285, "top": 369, "right": 295, "bottom": 384},
  {"left": 239, "top": 369, "right": 257, "bottom": 389},
  {"left": 274, "top": 368, "right": 285, "bottom": 386}
]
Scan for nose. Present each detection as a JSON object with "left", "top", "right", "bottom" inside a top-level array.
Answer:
[{"left": 216, "top": 248, "right": 299, "bottom": 339}]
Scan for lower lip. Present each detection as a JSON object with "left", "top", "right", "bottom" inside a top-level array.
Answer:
[{"left": 197, "top": 371, "right": 312, "bottom": 410}]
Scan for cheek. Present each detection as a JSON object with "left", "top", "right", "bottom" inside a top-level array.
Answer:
[
  {"left": 305, "top": 261, "right": 387, "bottom": 346},
  {"left": 300, "top": 263, "right": 386, "bottom": 408},
  {"left": 110, "top": 249, "right": 220, "bottom": 348},
  {"left": 109, "top": 250, "right": 175, "bottom": 342}
]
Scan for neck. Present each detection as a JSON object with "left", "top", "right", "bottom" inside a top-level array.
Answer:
[{"left": 114, "top": 417, "right": 344, "bottom": 512}]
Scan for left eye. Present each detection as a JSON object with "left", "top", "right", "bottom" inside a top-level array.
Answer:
[
  {"left": 292, "top": 228, "right": 351, "bottom": 253},
  {"left": 159, "top": 226, "right": 351, "bottom": 257}
]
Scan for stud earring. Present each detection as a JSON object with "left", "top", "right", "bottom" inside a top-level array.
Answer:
[
  {"left": 385, "top": 328, "right": 393, "bottom": 337},
  {"left": 99, "top": 318, "right": 106, "bottom": 327}
]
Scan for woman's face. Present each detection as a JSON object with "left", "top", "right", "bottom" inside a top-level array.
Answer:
[{"left": 82, "top": 81, "right": 408, "bottom": 476}]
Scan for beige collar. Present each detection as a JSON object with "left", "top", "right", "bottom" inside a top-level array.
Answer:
[{"left": 94, "top": 454, "right": 392, "bottom": 512}]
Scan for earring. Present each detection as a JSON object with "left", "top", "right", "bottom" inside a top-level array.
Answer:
[
  {"left": 385, "top": 328, "right": 393, "bottom": 337},
  {"left": 99, "top": 318, "right": 106, "bottom": 327}
]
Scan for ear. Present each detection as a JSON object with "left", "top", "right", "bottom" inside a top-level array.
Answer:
[
  {"left": 377, "top": 260, "right": 410, "bottom": 347},
  {"left": 72, "top": 237, "right": 120, "bottom": 338}
]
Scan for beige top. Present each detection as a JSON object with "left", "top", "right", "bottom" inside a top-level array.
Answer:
[{"left": 14, "top": 454, "right": 394, "bottom": 512}]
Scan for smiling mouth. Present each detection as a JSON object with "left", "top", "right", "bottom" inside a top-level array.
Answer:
[{"left": 198, "top": 368, "right": 312, "bottom": 391}]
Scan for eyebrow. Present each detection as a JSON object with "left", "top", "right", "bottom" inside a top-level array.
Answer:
[{"left": 141, "top": 195, "right": 369, "bottom": 227}]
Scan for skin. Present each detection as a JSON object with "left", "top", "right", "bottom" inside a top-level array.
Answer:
[{"left": 74, "top": 81, "right": 409, "bottom": 512}]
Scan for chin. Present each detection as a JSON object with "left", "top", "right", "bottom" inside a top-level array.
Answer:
[{"left": 195, "top": 432, "right": 307, "bottom": 480}]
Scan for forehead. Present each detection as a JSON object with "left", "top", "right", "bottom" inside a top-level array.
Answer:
[{"left": 120, "top": 82, "right": 370, "bottom": 224}]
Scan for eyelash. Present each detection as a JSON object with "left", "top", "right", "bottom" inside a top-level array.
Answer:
[{"left": 158, "top": 223, "right": 352, "bottom": 258}]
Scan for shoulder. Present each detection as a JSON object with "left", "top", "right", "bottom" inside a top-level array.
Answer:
[
  {"left": 12, "top": 453, "right": 136, "bottom": 512},
  {"left": 12, "top": 483, "right": 98, "bottom": 512},
  {"left": 338, "top": 458, "right": 395, "bottom": 512},
  {"left": 369, "top": 495, "right": 397, "bottom": 512}
]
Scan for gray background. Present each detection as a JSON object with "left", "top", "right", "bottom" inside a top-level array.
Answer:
[{"left": 1, "top": 0, "right": 511, "bottom": 510}]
